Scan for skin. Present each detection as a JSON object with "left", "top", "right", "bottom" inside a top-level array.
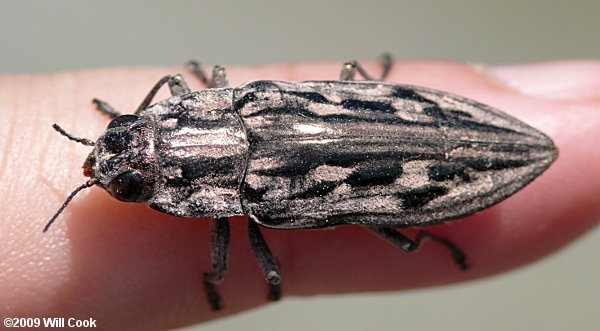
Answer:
[{"left": 0, "top": 60, "right": 599, "bottom": 330}]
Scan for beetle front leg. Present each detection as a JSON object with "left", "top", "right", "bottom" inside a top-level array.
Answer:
[
  {"left": 204, "top": 217, "right": 231, "bottom": 311},
  {"left": 92, "top": 98, "right": 122, "bottom": 118},
  {"left": 339, "top": 53, "right": 393, "bottom": 81},
  {"left": 247, "top": 216, "right": 282, "bottom": 301},
  {"left": 365, "top": 225, "right": 469, "bottom": 270},
  {"left": 93, "top": 74, "right": 193, "bottom": 118}
]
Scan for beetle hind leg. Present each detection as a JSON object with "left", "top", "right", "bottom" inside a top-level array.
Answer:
[
  {"left": 365, "top": 225, "right": 469, "bottom": 270},
  {"left": 204, "top": 217, "right": 231, "bottom": 310},
  {"left": 248, "top": 216, "right": 282, "bottom": 301},
  {"left": 339, "top": 53, "right": 393, "bottom": 81}
]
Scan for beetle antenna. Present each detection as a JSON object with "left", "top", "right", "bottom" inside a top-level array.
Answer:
[
  {"left": 52, "top": 124, "right": 95, "bottom": 146},
  {"left": 43, "top": 179, "right": 99, "bottom": 232}
]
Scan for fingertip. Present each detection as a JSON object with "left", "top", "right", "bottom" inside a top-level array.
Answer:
[{"left": 489, "top": 61, "right": 600, "bottom": 100}]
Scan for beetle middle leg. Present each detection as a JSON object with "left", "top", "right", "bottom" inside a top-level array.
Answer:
[
  {"left": 340, "top": 53, "right": 393, "bottom": 81},
  {"left": 92, "top": 74, "right": 193, "bottom": 118},
  {"left": 366, "top": 225, "right": 469, "bottom": 270},
  {"left": 187, "top": 60, "right": 229, "bottom": 88},
  {"left": 204, "top": 217, "right": 231, "bottom": 311},
  {"left": 248, "top": 216, "right": 282, "bottom": 301}
]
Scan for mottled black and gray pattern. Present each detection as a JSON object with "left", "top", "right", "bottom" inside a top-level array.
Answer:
[
  {"left": 89, "top": 80, "right": 556, "bottom": 228},
  {"left": 234, "top": 81, "right": 556, "bottom": 229},
  {"left": 92, "top": 88, "right": 249, "bottom": 218}
]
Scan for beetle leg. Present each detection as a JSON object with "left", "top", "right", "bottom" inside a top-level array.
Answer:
[
  {"left": 134, "top": 74, "right": 192, "bottom": 113},
  {"left": 203, "top": 217, "right": 231, "bottom": 311},
  {"left": 210, "top": 65, "right": 229, "bottom": 88},
  {"left": 365, "top": 225, "right": 469, "bottom": 270},
  {"left": 339, "top": 61, "right": 358, "bottom": 81},
  {"left": 92, "top": 98, "right": 121, "bottom": 119},
  {"left": 377, "top": 53, "right": 393, "bottom": 81},
  {"left": 187, "top": 60, "right": 229, "bottom": 88},
  {"left": 94, "top": 75, "right": 193, "bottom": 118},
  {"left": 247, "top": 216, "right": 282, "bottom": 301},
  {"left": 167, "top": 74, "right": 192, "bottom": 95},
  {"left": 339, "top": 53, "right": 393, "bottom": 81}
]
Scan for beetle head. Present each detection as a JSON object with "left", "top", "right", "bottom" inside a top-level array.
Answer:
[
  {"left": 88, "top": 114, "right": 157, "bottom": 203},
  {"left": 44, "top": 115, "right": 158, "bottom": 232}
]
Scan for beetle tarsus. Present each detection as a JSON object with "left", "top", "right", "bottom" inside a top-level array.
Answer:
[
  {"left": 267, "top": 283, "right": 282, "bottom": 301},
  {"left": 417, "top": 231, "right": 470, "bottom": 270},
  {"left": 203, "top": 273, "right": 224, "bottom": 311},
  {"left": 366, "top": 226, "right": 470, "bottom": 270},
  {"left": 340, "top": 53, "right": 393, "bottom": 81}
]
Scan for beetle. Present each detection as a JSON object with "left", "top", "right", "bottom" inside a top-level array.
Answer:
[{"left": 44, "top": 56, "right": 558, "bottom": 310}]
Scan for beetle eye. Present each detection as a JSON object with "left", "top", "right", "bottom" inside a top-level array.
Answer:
[
  {"left": 107, "top": 114, "right": 139, "bottom": 129},
  {"left": 107, "top": 170, "right": 144, "bottom": 202}
]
